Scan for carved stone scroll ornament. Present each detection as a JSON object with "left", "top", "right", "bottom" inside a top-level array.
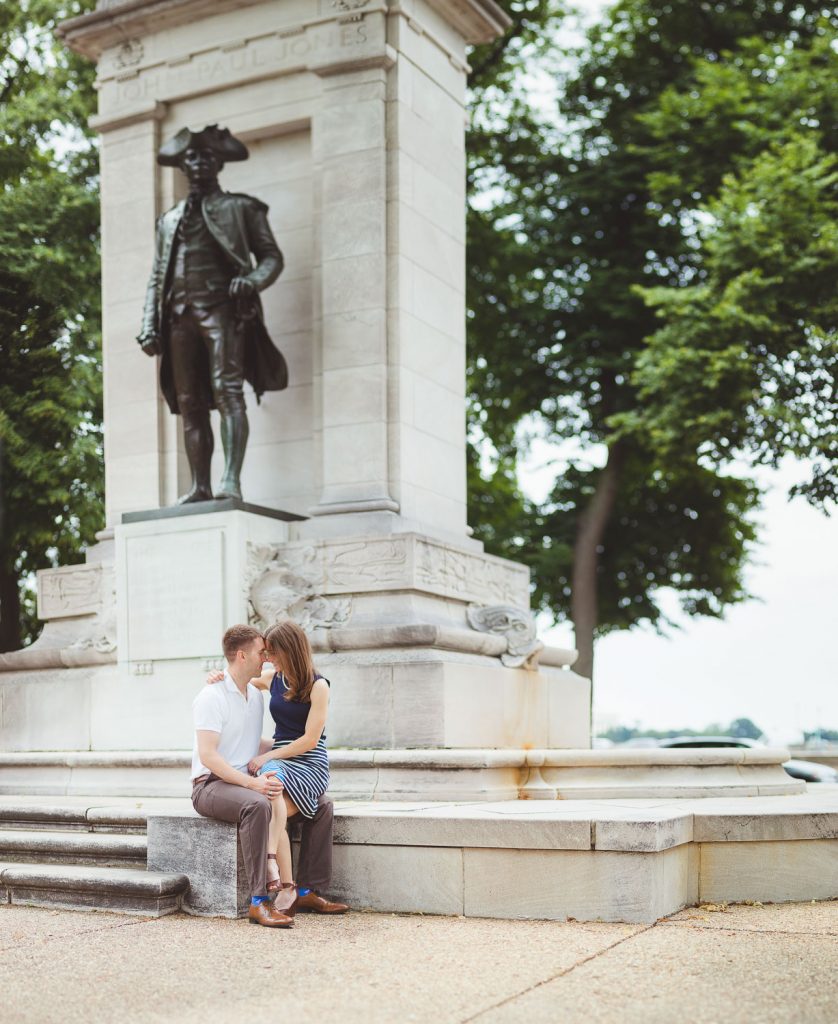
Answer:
[
  {"left": 114, "top": 38, "right": 143, "bottom": 68},
  {"left": 332, "top": 0, "right": 370, "bottom": 11},
  {"left": 466, "top": 604, "right": 544, "bottom": 669},
  {"left": 247, "top": 545, "right": 351, "bottom": 632}
]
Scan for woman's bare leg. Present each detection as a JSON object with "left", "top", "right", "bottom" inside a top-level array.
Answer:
[
  {"left": 267, "top": 792, "right": 288, "bottom": 885},
  {"left": 273, "top": 794, "right": 293, "bottom": 882}
]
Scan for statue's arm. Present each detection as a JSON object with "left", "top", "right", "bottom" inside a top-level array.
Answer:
[
  {"left": 243, "top": 202, "right": 284, "bottom": 291},
  {"left": 137, "top": 219, "right": 165, "bottom": 355}
]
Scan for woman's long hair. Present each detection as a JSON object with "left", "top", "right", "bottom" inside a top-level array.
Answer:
[{"left": 264, "top": 620, "right": 318, "bottom": 702}]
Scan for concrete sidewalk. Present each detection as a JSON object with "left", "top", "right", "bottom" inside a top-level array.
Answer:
[{"left": 1, "top": 901, "right": 835, "bottom": 1023}]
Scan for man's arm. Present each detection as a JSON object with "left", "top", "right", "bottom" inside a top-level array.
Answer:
[{"left": 197, "top": 730, "right": 278, "bottom": 794}]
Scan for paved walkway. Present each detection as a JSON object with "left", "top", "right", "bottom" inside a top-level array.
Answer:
[{"left": 1, "top": 901, "right": 835, "bottom": 1023}]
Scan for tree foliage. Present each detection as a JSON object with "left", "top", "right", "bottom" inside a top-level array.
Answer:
[
  {"left": 466, "top": 1, "right": 834, "bottom": 676},
  {"left": 0, "top": 0, "right": 102, "bottom": 651},
  {"left": 620, "top": 25, "right": 838, "bottom": 506}
]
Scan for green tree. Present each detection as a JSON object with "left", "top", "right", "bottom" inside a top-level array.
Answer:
[
  {"left": 728, "top": 718, "right": 764, "bottom": 740},
  {"left": 466, "top": 1, "right": 829, "bottom": 678},
  {"left": 622, "top": 27, "right": 837, "bottom": 506},
  {"left": 0, "top": 0, "right": 102, "bottom": 652}
]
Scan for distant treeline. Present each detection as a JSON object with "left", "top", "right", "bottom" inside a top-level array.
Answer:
[
  {"left": 600, "top": 718, "right": 764, "bottom": 743},
  {"left": 600, "top": 720, "right": 838, "bottom": 744}
]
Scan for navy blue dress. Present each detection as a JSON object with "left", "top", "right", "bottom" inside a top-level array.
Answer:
[{"left": 257, "top": 673, "right": 330, "bottom": 819}]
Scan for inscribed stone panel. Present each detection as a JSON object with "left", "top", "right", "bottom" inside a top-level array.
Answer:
[{"left": 125, "top": 528, "right": 224, "bottom": 661}]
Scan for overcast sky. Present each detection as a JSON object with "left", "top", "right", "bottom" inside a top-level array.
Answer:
[
  {"left": 516, "top": 0, "right": 838, "bottom": 743},
  {"left": 531, "top": 459, "right": 837, "bottom": 743}
]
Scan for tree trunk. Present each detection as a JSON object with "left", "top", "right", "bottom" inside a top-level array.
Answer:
[
  {"left": 0, "top": 435, "right": 19, "bottom": 652},
  {"left": 571, "top": 443, "right": 623, "bottom": 681},
  {"left": 0, "top": 562, "right": 22, "bottom": 654}
]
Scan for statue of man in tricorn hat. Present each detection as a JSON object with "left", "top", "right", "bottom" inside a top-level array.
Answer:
[{"left": 137, "top": 124, "right": 287, "bottom": 503}]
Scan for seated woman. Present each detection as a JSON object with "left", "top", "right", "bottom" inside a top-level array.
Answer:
[
  {"left": 251, "top": 619, "right": 331, "bottom": 901},
  {"left": 207, "top": 619, "right": 335, "bottom": 913}
]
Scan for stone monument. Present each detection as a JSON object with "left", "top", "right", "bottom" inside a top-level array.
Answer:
[
  {"left": 0, "top": 2, "right": 831, "bottom": 929},
  {"left": 0, "top": 0, "right": 591, "bottom": 768}
]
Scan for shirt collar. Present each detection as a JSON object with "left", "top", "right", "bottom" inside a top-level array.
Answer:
[{"left": 223, "top": 671, "right": 248, "bottom": 698}]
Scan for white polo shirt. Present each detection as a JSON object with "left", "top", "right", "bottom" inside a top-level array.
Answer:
[{"left": 191, "top": 672, "right": 264, "bottom": 781}]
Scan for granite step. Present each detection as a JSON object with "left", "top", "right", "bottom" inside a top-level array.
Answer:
[
  {"left": 0, "top": 797, "right": 189, "bottom": 833},
  {"left": 0, "top": 862, "right": 188, "bottom": 916},
  {"left": 0, "top": 829, "right": 147, "bottom": 868}
]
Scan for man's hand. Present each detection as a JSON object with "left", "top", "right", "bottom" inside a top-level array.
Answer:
[
  {"left": 229, "top": 276, "right": 256, "bottom": 299},
  {"left": 250, "top": 770, "right": 283, "bottom": 798},
  {"left": 137, "top": 331, "right": 162, "bottom": 356},
  {"left": 206, "top": 669, "right": 225, "bottom": 685}
]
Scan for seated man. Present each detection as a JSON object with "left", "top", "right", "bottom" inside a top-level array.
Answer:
[{"left": 191, "top": 624, "right": 292, "bottom": 927}]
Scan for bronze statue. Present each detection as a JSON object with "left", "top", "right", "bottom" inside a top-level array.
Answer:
[{"left": 137, "top": 125, "right": 287, "bottom": 503}]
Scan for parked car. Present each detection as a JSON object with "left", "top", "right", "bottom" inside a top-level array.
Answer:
[{"left": 656, "top": 736, "right": 838, "bottom": 784}]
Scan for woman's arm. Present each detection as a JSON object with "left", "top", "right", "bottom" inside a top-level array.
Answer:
[
  {"left": 206, "top": 666, "right": 273, "bottom": 690},
  {"left": 252, "top": 666, "right": 274, "bottom": 691},
  {"left": 266, "top": 679, "right": 329, "bottom": 760}
]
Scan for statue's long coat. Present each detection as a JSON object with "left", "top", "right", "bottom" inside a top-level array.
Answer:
[{"left": 140, "top": 191, "right": 287, "bottom": 414}]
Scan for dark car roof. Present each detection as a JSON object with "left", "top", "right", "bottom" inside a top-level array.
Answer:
[{"left": 657, "top": 736, "right": 757, "bottom": 748}]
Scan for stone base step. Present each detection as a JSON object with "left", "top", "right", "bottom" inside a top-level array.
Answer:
[
  {"left": 145, "top": 789, "right": 838, "bottom": 924},
  {"left": 0, "top": 747, "right": 805, "bottom": 800},
  {"left": 0, "top": 797, "right": 178, "bottom": 833},
  {"left": 0, "top": 862, "right": 188, "bottom": 916},
  {"left": 1, "top": 791, "right": 836, "bottom": 923},
  {"left": 0, "top": 829, "right": 146, "bottom": 868}
]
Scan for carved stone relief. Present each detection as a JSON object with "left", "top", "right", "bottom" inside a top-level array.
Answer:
[
  {"left": 467, "top": 605, "right": 543, "bottom": 669},
  {"left": 114, "top": 38, "right": 144, "bottom": 68},
  {"left": 246, "top": 544, "right": 352, "bottom": 632},
  {"left": 247, "top": 536, "right": 529, "bottom": 609},
  {"left": 327, "top": 539, "right": 409, "bottom": 588},
  {"left": 415, "top": 539, "right": 529, "bottom": 606},
  {"left": 37, "top": 564, "right": 103, "bottom": 620}
]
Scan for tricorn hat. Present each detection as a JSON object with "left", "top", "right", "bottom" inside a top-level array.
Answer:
[{"left": 156, "top": 124, "right": 249, "bottom": 167}]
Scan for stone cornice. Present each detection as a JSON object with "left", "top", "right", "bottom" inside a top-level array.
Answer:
[
  {"left": 57, "top": 0, "right": 269, "bottom": 59},
  {"left": 423, "top": 0, "right": 511, "bottom": 43},
  {"left": 58, "top": 0, "right": 511, "bottom": 60}
]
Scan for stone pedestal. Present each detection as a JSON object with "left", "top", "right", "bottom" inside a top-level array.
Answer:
[
  {"left": 147, "top": 812, "right": 249, "bottom": 916},
  {"left": 115, "top": 504, "right": 296, "bottom": 666}
]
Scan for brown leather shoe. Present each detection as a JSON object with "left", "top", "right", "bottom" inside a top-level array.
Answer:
[
  {"left": 248, "top": 901, "right": 294, "bottom": 927},
  {"left": 295, "top": 891, "right": 349, "bottom": 914}
]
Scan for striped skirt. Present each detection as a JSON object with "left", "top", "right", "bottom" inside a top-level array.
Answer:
[{"left": 257, "top": 738, "right": 330, "bottom": 819}]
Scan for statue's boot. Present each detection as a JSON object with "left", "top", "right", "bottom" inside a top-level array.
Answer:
[
  {"left": 216, "top": 405, "right": 249, "bottom": 501},
  {"left": 178, "top": 411, "right": 214, "bottom": 504}
]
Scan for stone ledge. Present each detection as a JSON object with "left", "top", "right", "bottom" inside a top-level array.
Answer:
[
  {"left": 592, "top": 815, "right": 694, "bottom": 853},
  {"left": 0, "top": 863, "right": 188, "bottom": 917},
  {"left": 0, "top": 748, "right": 806, "bottom": 801},
  {"left": 0, "top": 746, "right": 795, "bottom": 769},
  {"left": 0, "top": 829, "right": 147, "bottom": 867},
  {"left": 694, "top": 810, "right": 838, "bottom": 843}
]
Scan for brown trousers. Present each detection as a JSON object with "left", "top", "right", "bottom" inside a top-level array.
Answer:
[
  {"left": 192, "top": 777, "right": 335, "bottom": 897},
  {"left": 293, "top": 794, "right": 335, "bottom": 893},
  {"left": 192, "top": 775, "right": 271, "bottom": 899}
]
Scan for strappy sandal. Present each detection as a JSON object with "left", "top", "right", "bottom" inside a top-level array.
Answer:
[
  {"left": 266, "top": 853, "right": 282, "bottom": 893},
  {"left": 273, "top": 882, "right": 298, "bottom": 916}
]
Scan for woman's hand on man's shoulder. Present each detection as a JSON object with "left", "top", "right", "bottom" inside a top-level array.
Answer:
[{"left": 206, "top": 669, "right": 225, "bottom": 685}]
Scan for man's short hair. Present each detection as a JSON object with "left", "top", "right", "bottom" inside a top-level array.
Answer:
[{"left": 222, "top": 624, "right": 263, "bottom": 661}]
